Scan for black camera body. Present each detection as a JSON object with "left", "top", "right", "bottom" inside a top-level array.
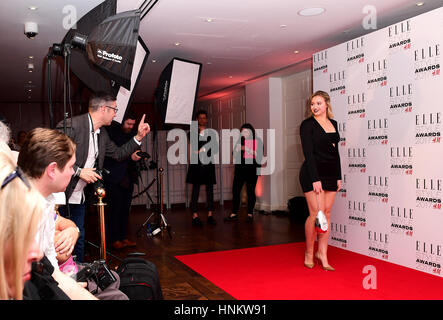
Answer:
[{"left": 76, "top": 260, "right": 116, "bottom": 291}]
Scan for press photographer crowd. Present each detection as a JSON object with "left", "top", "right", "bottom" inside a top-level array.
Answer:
[{"left": 0, "top": 93, "right": 166, "bottom": 300}]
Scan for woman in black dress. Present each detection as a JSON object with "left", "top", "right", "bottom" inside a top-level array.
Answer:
[
  {"left": 186, "top": 110, "right": 217, "bottom": 226},
  {"left": 299, "top": 90, "right": 341, "bottom": 271}
]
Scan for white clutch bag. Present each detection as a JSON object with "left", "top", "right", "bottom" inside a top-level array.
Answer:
[{"left": 315, "top": 210, "right": 328, "bottom": 233}]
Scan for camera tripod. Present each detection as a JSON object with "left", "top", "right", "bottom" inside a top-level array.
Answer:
[{"left": 136, "top": 167, "right": 172, "bottom": 239}]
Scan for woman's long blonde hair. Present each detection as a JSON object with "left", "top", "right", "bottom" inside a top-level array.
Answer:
[
  {"left": 307, "top": 90, "right": 334, "bottom": 119},
  {"left": 0, "top": 151, "right": 44, "bottom": 300}
]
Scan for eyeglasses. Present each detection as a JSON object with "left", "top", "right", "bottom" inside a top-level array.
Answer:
[
  {"left": 1, "top": 167, "right": 31, "bottom": 190},
  {"left": 105, "top": 105, "right": 118, "bottom": 113}
]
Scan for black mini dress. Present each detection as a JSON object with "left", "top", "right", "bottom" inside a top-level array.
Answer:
[{"left": 299, "top": 117, "right": 342, "bottom": 193}]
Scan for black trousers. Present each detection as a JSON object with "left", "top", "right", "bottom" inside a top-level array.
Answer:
[
  {"left": 232, "top": 166, "right": 258, "bottom": 215},
  {"left": 190, "top": 183, "right": 214, "bottom": 213},
  {"left": 105, "top": 181, "right": 134, "bottom": 243}
]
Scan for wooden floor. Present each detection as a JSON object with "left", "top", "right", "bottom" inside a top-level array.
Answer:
[{"left": 84, "top": 202, "right": 306, "bottom": 300}]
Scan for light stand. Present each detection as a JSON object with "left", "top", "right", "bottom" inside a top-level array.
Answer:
[{"left": 135, "top": 129, "right": 172, "bottom": 239}]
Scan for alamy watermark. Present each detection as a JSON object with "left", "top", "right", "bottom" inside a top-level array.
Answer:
[{"left": 167, "top": 121, "right": 275, "bottom": 175}]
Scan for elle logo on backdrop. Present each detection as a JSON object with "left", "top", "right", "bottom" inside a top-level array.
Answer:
[
  {"left": 390, "top": 146, "right": 413, "bottom": 175},
  {"left": 338, "top": 122, "right": 346, "bottom": 146},
  {"left": 338, "top": 174, "right": 347, "bottom": 198},
  {"left": 414, "top": 43, "right": 441, "bottom": 80},
  {"left": 368, "top": 118, "right": 388, "bottom": 146},
  {"left": 348, "top": 147, "right": 367, "bottom": 173},
  {"left": 367, "top": 58, "right": 388, "bottom": 89},
  {"left": 368, "top": 176, "right": 389, "bottom": 203},
  {"left": 330, "top": 222, "right": 347, "bottom": 248},
  {"left": 347, "top": 92, "right": 366, "bottom": 120},
  {"left": 329, "top": 70, "right": 346, "bottom": 94},
  {"left": 368, "top": 231, "right": 389, "bottom": 260},
  {"left": 313, "top": 50, "right": 328, "bottom": 73},
  {"left": 390, "top": 206, "right": 413, "bottom": 237},
  {"left": 346, "top": 37, "right": 365, "bottom": 66},
  {"left": 415, "top": 178, "right": 442, "bottom": 210},
  {"left": 389, "top": 83, "right": 413, "bottom": 115},
  {"left": 388, "top": 20, "right": 412, "bottom": 54},
  {"left": 348, "top": 200, "right": 367, "bottom": 227},
  {"left": 416, "top": 241, "right": 442, "bottom": 275},
  {"left": 415, "top": 112, "right": 441, "bottom": 144}
]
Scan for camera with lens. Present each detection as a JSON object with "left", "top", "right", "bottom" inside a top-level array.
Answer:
[
  {"left": 76, "top": 260, "right": 116, "bottom": 291},
  {"left": 135, "top": 151, "right": 151, "bottom": 172}
]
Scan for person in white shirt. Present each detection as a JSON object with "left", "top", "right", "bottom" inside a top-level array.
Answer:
[{"left": 56, "top": 92, "right": 151, "bottom": 262}]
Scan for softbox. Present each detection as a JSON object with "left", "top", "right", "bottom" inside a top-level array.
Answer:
[
  {"left": 155, "top": 58, "right": 202, "bottom": 126},
  {"left": 62, "top": 0, "right": 118, "bottom": 95}
]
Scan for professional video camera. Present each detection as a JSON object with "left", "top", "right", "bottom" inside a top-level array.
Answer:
[{"left": 76, "top": 259, "right": 116, "bottom": 291}]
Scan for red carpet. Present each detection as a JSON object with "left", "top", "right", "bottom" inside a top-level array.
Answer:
[{"left": 175, "top": 242, "right": 443, "bottom": 300}]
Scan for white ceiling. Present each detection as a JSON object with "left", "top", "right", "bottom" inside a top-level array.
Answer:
[{"left": 0, "top": 0, "right": 441, "bottom": 104}]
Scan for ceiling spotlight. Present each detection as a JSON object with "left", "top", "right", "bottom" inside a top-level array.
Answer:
[
  {"left": 28, "top": 6, "right": 38, "bottom": 11},
  {"left": 294, "top": 50, "right": 300, "bottom": 54},
  {"left": 206, "top": 62, "right": 212, "bottom": 65},
  {"left": 28, "top": 81, "right": 32, "bottom": 84},
  {"left": 229, "top": 75, "right": 233, "bottom": 78},
  {"left": 152, "top": 59, "right": 157, "bottom": 63},
  {"left": 298, "top": 7, "right": 325, "bottom": 16},
  {"left": 280, "top": 24, "right": 287, "bottom": 28},
  {"left": 29, "top": 55, "right": 34, "bottom": 59},
  {"left": 28, "top": 89, "right": 32, "bottom": 92},
  {"left": 174, "top": 42, "right": 181, "bottom": 46},
  {"left": 416, "top": 2, "right": 425, "bottom": 6},
  {"left": 205, "top": 18, "right": 213, "bottom": 23}
]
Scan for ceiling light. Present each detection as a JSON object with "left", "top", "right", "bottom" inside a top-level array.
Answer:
[
  {"left": 205, "top": 18, "right": 213, "bottom": 23},
  {"left": 416, "top": 2, "right": 425, "bottom": 6},
  {"left": 206, "top": 62, "right": 212, "bottom": 65},
  {"left": 152, "top": 59, "right": 157, "bottom": 63},
  {"left": 298, "top": 7, "right": 325, "bottom": 16},
  {"left": 29, "top": 55, "right": 34, "bottom": 59},
  {"left": 28, "top": 6, "right": 38, "bottom": 11},
  {"left": 28, "top": 89, "right": 32, "bottom": 92},
  {"left": 229, "top": 76, "right": 233, "bottom": 78},
  {"left": 294, "top": 50, "right": 300, "bottom": 54},
  {"left": 280, "top": 24, "right": 287, "bottom": 28},
  {"left": 174, "top": 42, "right": 181, "bottom": 46},
  {"left": 28, "top": 81, "right": 32, "bottom": 84}
]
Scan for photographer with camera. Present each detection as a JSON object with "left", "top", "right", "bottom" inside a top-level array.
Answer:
[
  {"left": 56, "top": 93, "right": 150, "bottom": 262},
  {"left": 103, "top": 111, "right": 145, "bottom": 250}
]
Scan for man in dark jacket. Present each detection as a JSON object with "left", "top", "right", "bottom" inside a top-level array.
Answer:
[{"left": 57, "top": 92, "right": 150, "bottom": 262}]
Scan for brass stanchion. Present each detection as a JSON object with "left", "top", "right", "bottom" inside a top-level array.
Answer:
[{"left": 94, "top": 187, "right": 107, "bottom": 262}]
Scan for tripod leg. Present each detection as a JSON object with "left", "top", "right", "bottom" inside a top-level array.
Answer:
[{"left": 136, "top": 211, "right": 156, "bottom": 237}]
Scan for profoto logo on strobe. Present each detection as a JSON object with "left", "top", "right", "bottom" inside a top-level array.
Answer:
[
  {"left": 368, "top": 118, "right": 388, "bottom": 145},
  {"left": 329, "top": 70, "right": 346, "bottom": 94},
  {"left": 391, "top": 206, "right": 413, "bottom": 237},
  {"left": 330, "top": 222, "right": 347, "bottom": 248},
  {"left": 348, "top": 200, "right": 366, "bottom": 227},
  {"left": 368, "top": 231, "right": 389, "bottom": 260},
  {"left": 415, "top": 178, "right": 442, "bottom": 210},
  {"left": 367, "top": 59, "right": 387, "bottom": 89},
  {"left": 97, "top": 49, "right": 123, "bottom": 63},
  {"left": 414, "top": 44, "right": 440, "bottom": 80},
  {"left": 368, "top": 176, "right": 389, "bottom": 203},
  {"left": 389, "top": 83, "right": 413, "bottom": 115},
  {"left": 313, "top": 50, "right": 328, "bottom": 73},
  {"left": 388, "top": 20, "right": 412, "bottom": 54},
  {"left": 415, "top": 112, "right": 441, "bottom": 144},
  {"left": 347, "top": 92, "right": 366, "bottom": 120},
  {"left": 390, "top": 146, "right": 413, "bottom": 175},
  {"left": 347, "top": 148, "right": 366, "bottom": 173},
  {"left": 416, "top": 241, "right": 441, "bottom": 275},
  {"left": 346, "top": 37, "right": 365, "bottom": 66}
]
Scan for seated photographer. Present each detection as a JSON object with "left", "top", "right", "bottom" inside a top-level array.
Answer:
[
  {"left": 17, "top": 128, "right": 97, "bottom": 300},
  {"left": 18, "top": 128, "right": 128, "bottom": 299},
  {"left": 103, "top": 112, "right": 142, "bottom": 250}
]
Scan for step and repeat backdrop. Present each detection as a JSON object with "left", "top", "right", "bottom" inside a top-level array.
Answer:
[{"left": 313, "top": 7, "right": 442, "bottom": 277}]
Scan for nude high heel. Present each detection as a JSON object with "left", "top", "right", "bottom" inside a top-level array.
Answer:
[
  {"left": 315, "top": 252, "right": 335, "bottom": 271},
  {"left": 304, "top": 251, "right": 315, "bottom": 269}
]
